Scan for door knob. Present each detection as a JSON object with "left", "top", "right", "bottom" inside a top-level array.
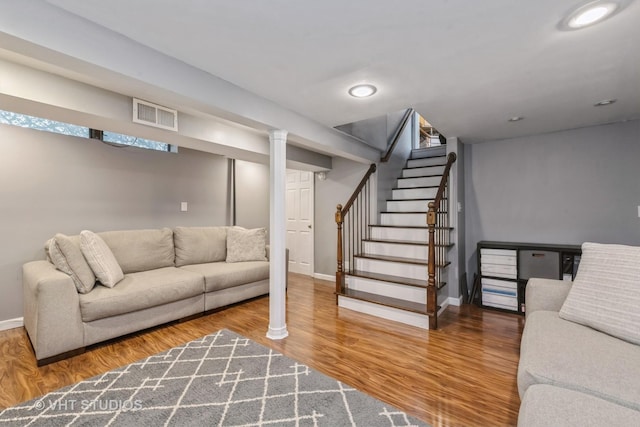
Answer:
[{"left": 308, "top": 225, "right": 312, "bottom": 229}]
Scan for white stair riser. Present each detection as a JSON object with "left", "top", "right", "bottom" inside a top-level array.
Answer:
[
  {"left": 386, "top": 200, "right": 430, "bottom": 212},
  {"left": 338, "top": 296, "right": 429, "bottom": 329},
  {"left": 402, "top": 165, "right": 445, "bottom": 178},
  {"left": 380, "top": 213, "right": 426, "bottom": 227},
  {"left": 392, "top": 187, "right": 438, "bottom": 200},
  {"left": 363, "top": 241, "right": 428, "bottom": 259},
  {"left": 347, "top": 276, "right": 426, "bottom": 303},
  {"left": 397, "top": 176, "right": 442, "bottom": 188},
  {"left": 407, "top": 157, "right": 446, "bottom": 168},
  {"left": 411, "top": 146, "right": 446, "bottom": 159},
  {"left": 370, "top": 227, "right": 429, "bottom": 242},
  {"left": 355, "top": 258, "right": 427, "bottom": 281}
]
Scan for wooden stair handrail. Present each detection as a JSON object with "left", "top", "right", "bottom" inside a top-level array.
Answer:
[
  {"left": 381, "top": 108, "right": 414, "bottom": 163},
  {"left": 341, "top": 163, "right": 376, "bottom": 215},
  {"left": 336, "top": 163, "right": 377, "bottom": 298},
  {"left": 427, "top": 152, "right": 457, "bottom": 329}
]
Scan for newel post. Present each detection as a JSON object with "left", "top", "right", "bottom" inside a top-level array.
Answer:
[
  {"left": 335, "top": 204, "right": 345, "bottom": 301},
  {"left": 427, "top": 201, "right": 438, "bottom": 329}
]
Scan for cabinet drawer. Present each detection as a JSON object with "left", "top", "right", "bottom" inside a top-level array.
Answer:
[
  {"left": 482, "top": 293, "right": 518, "bottom": 310},
  {"left": 481, "top": 254, "right": 517, "bottom": 266},
  {"left": 519, "top": 250, "right": 560, "bottom": 280},
  {"left": 481, "top": 264, "right": 517, "bottom": 279},
  {"left": 481, "top": 248, "right": 517, "bottom": 257},
  {"left": 482, "top": 278, "right": 517, "bottom": 292}
]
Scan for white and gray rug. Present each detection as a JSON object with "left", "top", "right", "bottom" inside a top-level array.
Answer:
[{"left": 0, "top": 329, "right": 429, "bottom": 426}]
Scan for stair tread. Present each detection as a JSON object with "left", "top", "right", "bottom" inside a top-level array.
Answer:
[
  {"left": 410, "top": 153, "right": 446, "bottom": 158},
  {"left": 387, "top": 198, "right": 437, "bottom": 202},
  {"left": 349, "top": 270, "right": 427, "bottom": 287},
  {"left": 370, "top": 225, "right": 455, "bottom": 230},
  {"left": 394, "top": 185, "right": 440, "bottom": 189},
  {"left": 355, "top": 254, "right": 452, "bottom": 268},
  {"left": 338, "top": 289, "right": 428, "bottom": 314},
  {"left": 404, "top": 165, "right": 446, "bottom": 170},
  {"left": 380, "top": 211, "right": 447, "bottom": 215},
  {"left": 363, "top": 239, "right": 454, "bottom": 247},
  {"left": 398, "top": 177, "right": 443, "bottom": 181},
  {"left": 348, "top": 270, "right": 450, "bottom": 288},
  {"left": 400, "top": 173, "right": 445, "bottom": 178}
]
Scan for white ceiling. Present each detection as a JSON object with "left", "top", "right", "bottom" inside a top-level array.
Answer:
[{"left": 18, "top": 1, "right": 640, "bottom": 143}]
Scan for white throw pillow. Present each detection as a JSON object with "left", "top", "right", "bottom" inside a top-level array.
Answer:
[
  {"left": 559, "top": 242, "right": 640, "bottom": 345},
  {"left": 48, "top": 234, "right": 96, "bottom": 294},
  {"left": 80, "top": 230, "right": 124, "bottom": 288},
  {"left": 226, "top": 227, "right": 267, "bottom": 263}
]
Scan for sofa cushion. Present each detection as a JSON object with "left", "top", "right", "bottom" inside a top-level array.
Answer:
[
  {"left": 80, "top": 230, "right": 124, "bottom": 288},
  {"left": 174, "top": 226, "right": 228, "bottom": 267},
  {"left": 79, "top": 267, "right": 204, "bottom": 322},
  {"left": 180, "top": 261, "right": 269, "bottom": 293},
  {"left": 226, "top": 227, "right": 267, "bottom": 263},
  {"left": 48, "top": 234, "right": 96, "bottom": 294},
  {"left": 559, "top": 242, "right": 640, "bottom": 345},
  {"left": 98, "top": 228, "right": 175, "bottom": 274},
  {"left": 519, "top": 385, "right": 640, "bottom": 427},
  {"left": 518, "top": 311, "right": 640, "bottom": 411}
]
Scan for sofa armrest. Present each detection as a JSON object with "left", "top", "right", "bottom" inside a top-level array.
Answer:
[
  {"left": 23, "top": 260, "right": 84, "bottom": 362},
  {"left": 525, "top": 278, "right": 572, "bottom": 320}
]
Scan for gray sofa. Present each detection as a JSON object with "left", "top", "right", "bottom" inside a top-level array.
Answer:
[
  {"left": 517, "top": 278, "right": 640, "bottom": 426},
  {"left": 23, "top": 226, "right": 282, "bottom": 365}
]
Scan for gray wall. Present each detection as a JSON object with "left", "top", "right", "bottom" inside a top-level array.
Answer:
[
  {"left": 234, "top": 160, "right": 270, "bottom": 231},
  {"left": 0, "top": 124, "right": 230, "bottom": 321},
  {"left": 314, "top": 157, "right": 370, "bottom": 276},
  {"left": 464, "top": 119, "right": 640, "bottom": 285},
  {"left": 376, "top": 113, "right": 415, "bottom": 218}
]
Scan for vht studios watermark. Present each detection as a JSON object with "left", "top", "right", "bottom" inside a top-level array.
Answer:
[{"left": 35, "top": 399, "right": 143, "bottom": 412}]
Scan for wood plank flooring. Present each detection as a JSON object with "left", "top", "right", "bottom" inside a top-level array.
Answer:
[{"left": 0, "top": 274, "right": 524, "bottom": 426}]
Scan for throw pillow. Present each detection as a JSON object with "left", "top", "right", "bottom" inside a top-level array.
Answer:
[
  {"left": 174, "top": 226, "right": 228, "bottom": 266},
  {"left": 559, "top": 242, "right": 640, "bottom": 345},
  {"left": 226, "top": 227, "right": 268, "bottom": 263},
  {"left": 80, "top": 230, "right": 124, "bottom": 288},
  {"left": 48, "top": 234, "right": 96, "bottom": 294}
]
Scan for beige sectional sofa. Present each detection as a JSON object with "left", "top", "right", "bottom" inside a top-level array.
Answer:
[
  {"left": 517, "top": 242, "right": 640, "bottom": 426},
  {"left": 23, "top": 226, "right": 281, "bottom": 365}
]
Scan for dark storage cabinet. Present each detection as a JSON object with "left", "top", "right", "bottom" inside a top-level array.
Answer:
[{"left": 477, "top": 241, "right": 581, "bottom": 315}]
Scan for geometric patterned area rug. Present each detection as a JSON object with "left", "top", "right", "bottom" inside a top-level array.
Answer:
[{"left": 0, "top": 329, "right": 429, "bottom": 426}]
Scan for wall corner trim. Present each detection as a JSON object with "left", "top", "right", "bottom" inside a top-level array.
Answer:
[{"left": 0, "top": 317, "right": 24, "bottom": 331}]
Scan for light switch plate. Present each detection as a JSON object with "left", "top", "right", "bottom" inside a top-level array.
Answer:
[{"left": 181, "top": 202, "right": 188, "bottom": 212}]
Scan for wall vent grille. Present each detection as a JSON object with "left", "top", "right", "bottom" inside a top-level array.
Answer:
[{"left": 132, "top": 98, "right": 178, "bottom": 131}]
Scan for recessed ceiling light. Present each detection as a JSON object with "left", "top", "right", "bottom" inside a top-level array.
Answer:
[
  {"left": 594, "top": 99, "right": 617, "bottom": 106},
  {"left": 348, "top": 84, "right": 377, "bottom": 98},
  {"left": 508, "top": 116, "right": 524, "bottom": 122},
  {"left": 565, "top": 1, "right": 618, "bottom": 29}
]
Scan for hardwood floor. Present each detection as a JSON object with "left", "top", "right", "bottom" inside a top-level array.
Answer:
[{"left": 0, "top": 274, "right": 524, "bottom": 426}]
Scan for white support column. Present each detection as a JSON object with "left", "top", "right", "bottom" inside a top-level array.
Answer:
[{"left": 267, "top": 129, "right": 289, "bottom": 340}]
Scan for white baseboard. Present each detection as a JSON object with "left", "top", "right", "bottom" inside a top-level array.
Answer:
[
  {"left": 312, "top": 273, "right": 335, "bottom": 283},
  {"left": 447, "top": 296, "right": 463, "bottom": 307},
  {"left": 0, "top": 317, "right": 24, "bottom": 331},
  {"left": 437, "top": 296, "right": 462, "bottom": 316}
]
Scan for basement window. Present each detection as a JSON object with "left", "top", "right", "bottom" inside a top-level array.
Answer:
[
  {"left": 0, "top": 109, "right": 175, "bottom": 153},
  {"left": 102, "top": 131, "right": 171, "bottom": 152},
  {"left": 0, "top": 109, "right": 89, "bottom": 138}
]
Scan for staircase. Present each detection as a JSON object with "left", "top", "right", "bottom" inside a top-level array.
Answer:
[{"left": 335, "top": 147, "right": 455, "bottom": 329}]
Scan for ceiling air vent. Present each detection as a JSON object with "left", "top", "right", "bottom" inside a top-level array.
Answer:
[{"left": 132, "top": 98, "right": 178, "bottom": 131}]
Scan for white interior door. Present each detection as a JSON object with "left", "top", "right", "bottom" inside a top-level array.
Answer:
[{"left": 286, "top": 170, "right": 313, "bottom": 275}]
